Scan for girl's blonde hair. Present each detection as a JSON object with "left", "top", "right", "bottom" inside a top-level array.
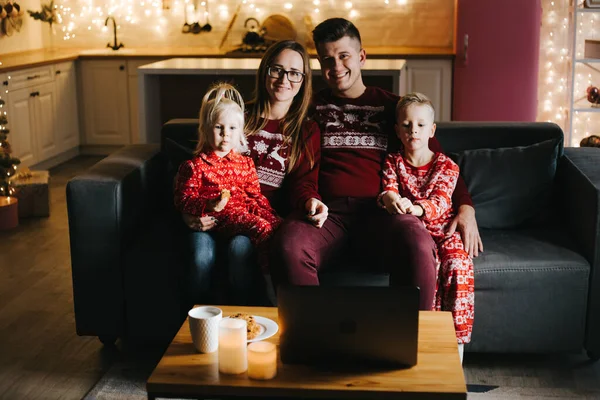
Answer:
[
  {"left": 396, "top": 92, "right": 436, "bottom": 121},
  {"left": 245, "top": 40, "right": 315, "bottom": 172},
  {"left": 195, "top": 82, "right": 248, "bottom": 155}
]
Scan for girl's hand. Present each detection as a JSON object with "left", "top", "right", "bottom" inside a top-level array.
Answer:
[
  {"left": 407, "top": 204, "right": 424, "bottom": 217},
  {"left": 182, "top": 213, "right": 217, "bottom": 231},
  {"left": 207, "top": 190, "right": 230, "bottom": 212},
  {"left": 382, "top": 192, "right": 405, "bottom": 215}
]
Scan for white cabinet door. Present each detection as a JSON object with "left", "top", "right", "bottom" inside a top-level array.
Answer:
[
  {"left": 33, "top": 81, "right": 59, "bottom": 161},
  {"left": 6, "top": 87, "right": 36, "bottom": 167},
  {"left": 54, "top": 62, "right": 80, "bottom": 151},
  {"left": 403, "top": 59, "right": 453, "bottom": 121},
  {"left": 80, "top": 60, "right": 130, "bottom": 145}
]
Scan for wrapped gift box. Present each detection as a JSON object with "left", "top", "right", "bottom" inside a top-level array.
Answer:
[{"left": 10, "top": 170, "right": 50, "bottom": 218}]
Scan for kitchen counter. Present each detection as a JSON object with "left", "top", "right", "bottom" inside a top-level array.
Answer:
[
  {"left": 138, "top": 57, "right": 407, "bottom": 143},
  {"left": 0, "top": 46, "right": 453, "bottom": 73}
]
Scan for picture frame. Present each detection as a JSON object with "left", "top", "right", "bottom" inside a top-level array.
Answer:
[{"left": 585, "top": 0, "right": 600, "bottom": 8}]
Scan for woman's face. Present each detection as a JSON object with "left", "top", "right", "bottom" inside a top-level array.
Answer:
[{"left": 265, "top": 48, "right": 305, "bottom": 109}]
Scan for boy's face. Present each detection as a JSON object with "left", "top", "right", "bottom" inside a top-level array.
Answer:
[
  {"left": 316, "top": 35, "right": 366, "bottom": 98},
  {"left": 210, "top": 110, "right": 242, "bottom": 157},
  {"left": 395, "top": 104, "right": 436, "bottom": 152}
]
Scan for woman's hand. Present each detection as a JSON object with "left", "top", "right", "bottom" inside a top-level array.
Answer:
[
  {"left": 182, "top": 213, "right": 217, "bottom": 231},
  {"left": 305, "top": 198, "right": 328, "bottom": 228}
]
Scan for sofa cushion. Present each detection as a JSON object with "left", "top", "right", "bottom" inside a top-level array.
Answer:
[
  {"left": 451, "top": 138, "right": 560, "bottom": 229},
  {"left": 469, "top": 228, "right": 589, "bottom": 353}
]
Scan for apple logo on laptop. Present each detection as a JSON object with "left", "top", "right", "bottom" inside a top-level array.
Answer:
[{"left": 339, "top": 319, "right": 357, "bottom": 334}]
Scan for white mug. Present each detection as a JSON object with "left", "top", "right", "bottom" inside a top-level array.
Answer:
[{"left": 188, "top": 306, "right": 222, "bottom": 353}]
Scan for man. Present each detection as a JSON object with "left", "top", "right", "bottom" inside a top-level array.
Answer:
[{"left": 270, "top": 18, "right": 483, "bottom": 310}]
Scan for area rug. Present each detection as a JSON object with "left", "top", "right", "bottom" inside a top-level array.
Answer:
[{"left": 84, "top": 351, "right": 600, "bottom": 400}]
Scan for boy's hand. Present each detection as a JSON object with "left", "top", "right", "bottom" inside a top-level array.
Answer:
[
  {"left": 305, "top": 198, "right": 328, "bottom": 228},
  {"left": 382, "top": 192, "right": 407, "bottom": 215}
]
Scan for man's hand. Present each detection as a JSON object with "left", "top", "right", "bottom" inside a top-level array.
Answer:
[
  {"left": 305, "top": 198, "right": 328, "bottom": 228},
  {"left": 447, "top": 205, "right": 483, "bottom": 257},
  {"left": 182, "top": 213, "right": 217, "bottom": 231}
]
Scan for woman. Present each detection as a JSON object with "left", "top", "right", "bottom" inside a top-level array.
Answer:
[{"left": 183, "top": 40, "right": 322, "bottom": 305}]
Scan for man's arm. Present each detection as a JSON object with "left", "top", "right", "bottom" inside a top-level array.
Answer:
[{"left": 428, "top": 137, "right": 483, "bottom": 257}]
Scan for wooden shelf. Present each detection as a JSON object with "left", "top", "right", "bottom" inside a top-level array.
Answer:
[{"left": 574, "top": 107, "right": 600, "bottom": 112}]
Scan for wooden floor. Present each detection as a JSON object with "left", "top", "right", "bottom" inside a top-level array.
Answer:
[
  {"left": 1, "top": 156, "right": 600, "bottom": 400},
  {"left": 0, "top": 156, "right": 113, "bottom": 400}
]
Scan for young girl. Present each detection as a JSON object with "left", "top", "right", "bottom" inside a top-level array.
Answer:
[
  {"left": 379, "top": 92, "right": 474, "bottom": 361},
  {"left": 174, "top": 83, "right": 281, "bottom": 248}
]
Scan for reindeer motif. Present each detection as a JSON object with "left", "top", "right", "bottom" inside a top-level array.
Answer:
[{"left": 268, "top": 144, "right": 287, "bottom": 171}]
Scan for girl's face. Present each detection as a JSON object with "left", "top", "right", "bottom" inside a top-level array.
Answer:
[
  {"left": 395, "top": 104, "right": 436, "bottom": 152},
  {"left": 265, "top": 48, "right": 305, "bottom": 109},
  {"left": 210, "top": 110, "right": 242, "bottom": 157}
]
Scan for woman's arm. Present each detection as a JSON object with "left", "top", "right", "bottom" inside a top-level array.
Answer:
[{"left": 286, "top": 121, "right": 322, "bottom": 211}]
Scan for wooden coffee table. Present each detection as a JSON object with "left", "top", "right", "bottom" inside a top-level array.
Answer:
[{"left": 147, "top": 306, "right": 466, "bottom": 399}]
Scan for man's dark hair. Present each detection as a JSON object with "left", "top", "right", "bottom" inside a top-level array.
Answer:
[{"left": 312, "top": 18, "right": 362, "bottom": 48}]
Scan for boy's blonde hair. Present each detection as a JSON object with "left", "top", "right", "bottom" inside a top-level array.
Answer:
[
  {"left": 396, "top": 92, "right": 436, "bottom": 122},
  {"left": 195, "top": 82, "right": 248, "bottom": 155}
]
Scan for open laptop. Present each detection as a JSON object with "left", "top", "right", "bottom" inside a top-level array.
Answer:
[{"left": 277, "top": 285, "right": 420, "bottom": 368}]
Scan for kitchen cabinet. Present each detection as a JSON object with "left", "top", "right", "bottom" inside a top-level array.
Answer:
[
  {"left": 54, "top": 62, "right": 80, "bottom": 151},
  {"left": 79, "top": 60, "right": 130, "bottom": 145},
  {"left": 402, "top": 59, "right": 452, "bottom": 121},
  {"left": 4, "top": 62, "right": 80, "bottom": 168}
]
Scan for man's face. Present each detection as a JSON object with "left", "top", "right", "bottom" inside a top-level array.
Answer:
[{"left": 316, "top": 35, "right": 366, "bottom": 99}]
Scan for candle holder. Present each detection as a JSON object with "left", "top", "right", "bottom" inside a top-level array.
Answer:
[
  {"left": 247, "top": 341, "right": 277, "bottom": 380},
  {"left": 218, "top": 318, "right": 247, "bottom": 374}
]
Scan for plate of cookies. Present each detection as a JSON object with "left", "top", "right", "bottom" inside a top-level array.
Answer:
[{"left": 227, "top": 313, "right": 279, "bottom": 342}]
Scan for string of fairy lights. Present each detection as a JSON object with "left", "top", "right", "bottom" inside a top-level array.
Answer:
[{"left": 0, "top": 1, "right": 594, "bottom": 154}]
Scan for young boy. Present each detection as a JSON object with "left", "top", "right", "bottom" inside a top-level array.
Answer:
[{"left": 379, "top": 92, "right": 474, "bottom": 362}]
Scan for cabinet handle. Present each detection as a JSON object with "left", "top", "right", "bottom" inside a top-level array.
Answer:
[
  {"left": 30, "top": 91, "right": 40, "bottom": 97},
  {"left": 2, "top": 81, "right": 7, "bottom": 86},
  {"left": 119, "top": 65, "right": 125, "bottom": 71},
  {"left": 55, "top": 70, "right": 61, "bottom": 75},
  {"left": 27, "top": 74, "right": 41, "bottom": 80}
]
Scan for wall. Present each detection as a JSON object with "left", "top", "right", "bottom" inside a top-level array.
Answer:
[
  {"left": 0, "top": 0, "right": 455, "bottom": 54},
  {"left": 0, "top": 0, "right": 43, "bottom": 54}
]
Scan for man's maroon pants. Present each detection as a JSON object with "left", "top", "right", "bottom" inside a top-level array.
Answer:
[{"left": 269, "top": 197, "right": 437, "bottom": 310}]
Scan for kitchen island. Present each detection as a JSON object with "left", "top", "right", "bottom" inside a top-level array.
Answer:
[{"left": 137, "top": 57, "right": 407, "bottom": 143}]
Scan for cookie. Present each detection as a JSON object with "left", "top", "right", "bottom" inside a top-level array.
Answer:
[
  {"left": 229, "top": 313, "right": 261, "bottom": 339},
  {"left": 221, "top": 189, "right": 231, "bottom": 200}
]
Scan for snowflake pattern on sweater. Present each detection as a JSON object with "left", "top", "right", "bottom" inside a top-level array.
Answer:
[
  {"left": 381, "top": 152, "right": 474, "bottom": 344},
  {"left": 173, "top": 150, "right": 280, "bottom": 246}
]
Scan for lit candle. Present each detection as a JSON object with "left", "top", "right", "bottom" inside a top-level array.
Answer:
[
  {"left": 247, "top": 341, "right": 277, "bottom": 380},
  {"left": 218, "top": 318, "right": 247, "bottom": 374}
]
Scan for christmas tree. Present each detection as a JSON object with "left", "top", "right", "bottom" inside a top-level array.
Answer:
[{"left": 0, "top": 97, "right": 20, "bottom": 196}]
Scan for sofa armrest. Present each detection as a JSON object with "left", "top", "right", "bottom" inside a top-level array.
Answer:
[
  {"left": 66, "top": 144, "right": 166, "bottom": 339},
  {"left": 557, "top": 148, "right": 600, "bottom": 356}
]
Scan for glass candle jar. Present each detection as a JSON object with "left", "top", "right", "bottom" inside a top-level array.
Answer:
[
  {"left": 247, "top": 341, "right": 277, "bottom": 380},
  {"left": 218, "top": 318, "right": 247, "bottom": 374}
]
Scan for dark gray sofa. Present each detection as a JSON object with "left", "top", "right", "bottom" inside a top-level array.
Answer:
[{"left": 66, "top": 120, "right": 600, "bottom": 359}]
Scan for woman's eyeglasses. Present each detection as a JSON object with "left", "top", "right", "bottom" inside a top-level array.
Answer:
[{"left": 267, "top": 66, "right": 305, "bottom": 83}]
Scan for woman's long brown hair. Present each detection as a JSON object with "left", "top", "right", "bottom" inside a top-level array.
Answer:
[{"left": 245, "top": 40, "right": 314, "bottom": 171}]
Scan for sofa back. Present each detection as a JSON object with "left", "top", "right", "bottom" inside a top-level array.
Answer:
[
  {"left": 437, "top": 122, "right": 564, "bottom": 229},
  {"left": 161, "top": 120, "right": 565, "bottom": 230}
]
